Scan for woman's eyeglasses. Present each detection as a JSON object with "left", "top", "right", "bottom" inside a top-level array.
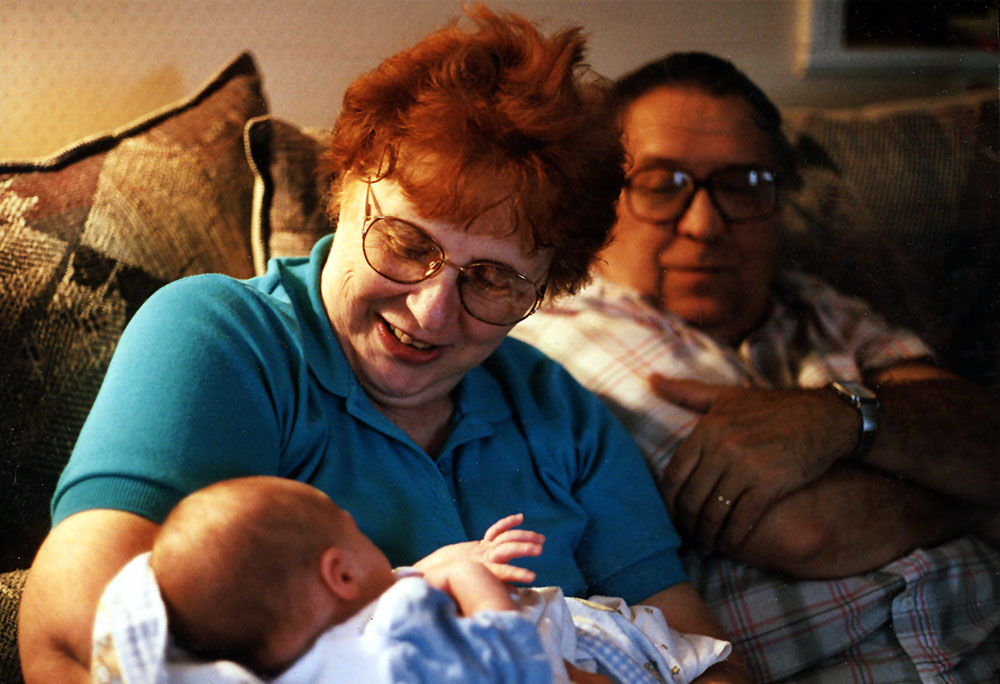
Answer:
[
  {"left": 624, "top": 165, "right": 781, "bottom": 224},
  {"left": 360, "top": 183, "right": 545, "bottom": 326}
]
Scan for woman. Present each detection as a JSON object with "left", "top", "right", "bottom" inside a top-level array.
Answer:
[{"left": 20, "top": 7, "right": 749, "bottom": 683}]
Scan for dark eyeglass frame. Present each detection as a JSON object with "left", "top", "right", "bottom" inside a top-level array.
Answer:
[
  {"left": 360, "top": 182, "right": 546, "bottom": 326},
  {"left": 624, "top": 164, "right": 782, "bottom": 224}
]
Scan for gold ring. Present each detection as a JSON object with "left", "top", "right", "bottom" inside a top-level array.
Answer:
[{"left": 717, "top": 495, "right": 732, "bottom": 507}]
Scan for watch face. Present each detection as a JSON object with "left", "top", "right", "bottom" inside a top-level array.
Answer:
[{"left": 832, "top": 380, "right": 877, "bottom": 402}]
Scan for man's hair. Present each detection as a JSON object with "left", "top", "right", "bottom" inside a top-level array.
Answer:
[
  {"left": 614, "top": 51, "right": 799, "bottom": 186},
  {"left": 323, "top": 4, "right": 625, "bottom": 297}
]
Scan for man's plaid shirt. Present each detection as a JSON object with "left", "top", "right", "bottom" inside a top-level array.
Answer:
[{"left": 513, "top": 272, "right": 1000, "bottom": 683}]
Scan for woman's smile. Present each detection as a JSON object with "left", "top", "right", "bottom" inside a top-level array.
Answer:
[
  {"left": 385, "top": 319, "right": 434, "bottom": 351},
  {"left": 321, "top": 177, "right": 552, "bottom": 413}
]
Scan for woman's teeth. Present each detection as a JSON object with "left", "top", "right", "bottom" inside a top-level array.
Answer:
[{"left": 391, "top": 324, "right": 432, "bottom": 350}]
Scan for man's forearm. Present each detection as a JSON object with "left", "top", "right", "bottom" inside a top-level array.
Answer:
[
  {"left": 732, "top": 463, "right": 980, "bottom": 578},
  {"left": 861, "top": 374, "right": 1000, "bottom": 504}
]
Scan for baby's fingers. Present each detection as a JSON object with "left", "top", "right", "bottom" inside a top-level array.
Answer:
[
  {"left": 485, "top": 562, "right": 536, "bottom": 585},
  {"left": 490, "top": 528, "right": 545, "bottom": 545},
  {"left": 483, "top": 539, "right": 544, "bottom": 563},
  {"left": 482, "top": 513, "right": 525, "bottom": 541}
]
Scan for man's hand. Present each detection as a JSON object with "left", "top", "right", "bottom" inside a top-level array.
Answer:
[
  {"left": 652, "top": 376, "right": 858, "bottom": 556},
  {"left": 691, "top": 659, "right": 753, "bottom": 684},
  {"left": 413, "top": 513, "right": 544, "bottom": 584}
]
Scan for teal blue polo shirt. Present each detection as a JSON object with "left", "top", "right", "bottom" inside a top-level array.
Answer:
[{"left": 55, "top": 237, "right": 684, "bottom": 603}]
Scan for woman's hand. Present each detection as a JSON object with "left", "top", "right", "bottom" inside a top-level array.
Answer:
[
  {"left": 691, "top": 660, "right": 753, "bottom": 684},
  {"left": 640, "top": 582, "right": 753, "bottom": 684},
  {"left": 564, "top": 661, "right": 616, "bottom": 683},
  {"left": 413, "top": 513, "right": 544, "bottom": 584}
]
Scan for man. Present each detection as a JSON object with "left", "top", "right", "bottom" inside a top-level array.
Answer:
[{"left": 513, "top": 52, "right": 1000, "bottom": 682}]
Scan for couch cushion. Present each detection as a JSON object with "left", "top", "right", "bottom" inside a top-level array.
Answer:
[
  {"left": 781, "top": 89, "right": 999, "bottom": 389},
  {"left": 0, "top": 570, "right": 27, "bottom": 684},
  {"left": 244, "top": 115, "right": 332, "bottom": 273},
  {"left": 0, "top": 52, "right": 267, "bottom": 572}
]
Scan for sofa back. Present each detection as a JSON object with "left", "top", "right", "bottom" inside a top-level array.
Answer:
[
  {"left": 1, "top": 80, "right": 997, "bottom": 575},
  {"left": 781, "top": 89, "right": 999, "bottom": 389}
]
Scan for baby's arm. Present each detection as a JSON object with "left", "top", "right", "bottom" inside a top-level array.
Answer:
[
  {"left": 414, "top": 513, "right": 544, "bottom": 584},
  {"left": 421, "top": 559, "right": 517, "bottom": 615}
]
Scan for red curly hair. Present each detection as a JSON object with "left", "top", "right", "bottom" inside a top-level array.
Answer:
[{"left": 323, "top": 5, "right": 624, "bottom": 297}]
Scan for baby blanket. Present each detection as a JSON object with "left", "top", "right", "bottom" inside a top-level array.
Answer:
[{"left": 91, "top": 553, "right": 730, "bottom": 684}]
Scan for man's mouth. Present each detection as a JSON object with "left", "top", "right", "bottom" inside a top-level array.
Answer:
[{"left": 387, "top": 321, "right": 433, "bottom": 350}]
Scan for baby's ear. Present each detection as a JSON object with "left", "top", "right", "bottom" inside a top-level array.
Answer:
[{"left": 318, "top": 547, "right": 361, "bottom": 602}]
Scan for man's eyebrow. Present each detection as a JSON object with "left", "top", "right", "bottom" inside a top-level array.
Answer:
[{"left": 629, "top": 158, "right": 690, "bottom": 173}]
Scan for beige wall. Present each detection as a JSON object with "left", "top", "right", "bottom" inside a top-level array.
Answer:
[{"left": 2, "top": 0, "right": 993, "bottom": 159}]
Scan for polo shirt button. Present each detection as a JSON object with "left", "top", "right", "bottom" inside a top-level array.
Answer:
[{"left": 438, "top": 461, "right": 451, "bottom": 475}]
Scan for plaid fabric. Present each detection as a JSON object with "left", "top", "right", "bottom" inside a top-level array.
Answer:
[
  {"left": 91, "top": 553, "right": 172, "bottom": 684},
  {"left": 575, "top": 630, "right": 664, "bottom": 684},
  {"left": 563, "top": 594, "right": 731, "bottom": 684},
  {"left": 513, "top": 272, "right": 933, "bottom": 478},
  {"left": 683, "top": 537, "right": 1000, "bottom": 683},
  {"left": 512, "top": 274, "right": 999, "bottom": 683}
]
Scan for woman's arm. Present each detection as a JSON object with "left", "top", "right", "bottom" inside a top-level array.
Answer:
[
  {"left": 640, "top": 582, "right": 752, "bottom": 684},
  {"left": 19, "top": 510, "right": 160, "bottom": 684}
]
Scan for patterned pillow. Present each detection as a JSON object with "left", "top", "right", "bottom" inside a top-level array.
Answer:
[
  {"left": 244, "top": 115, "right": 333, "bottom": 274},
  {"left": 0, "top": 52, "right": 267, "bottom": 572}
]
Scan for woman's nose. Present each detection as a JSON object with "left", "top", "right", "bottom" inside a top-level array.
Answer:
[
  {"left": 675, "top": 188, "right": 726, "bottom": 242},
  {"left": 406, "top": 271, "right": 461, "bottom": 331}
]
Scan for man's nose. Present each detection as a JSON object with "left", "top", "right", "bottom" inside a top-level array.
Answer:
[
  {"left": 675, "top": 188, "right": 726, "bottom": 242},
  {"left": 406, "top": 270, "right": 461, "bottom": 331}
]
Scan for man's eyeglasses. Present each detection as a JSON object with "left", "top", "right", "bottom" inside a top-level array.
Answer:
[
  {"left": 624, "top": 165, "right": 781, "bottom": 224},
  {"left": 360, "top": 183, "right": 545, "bottom": 326}
]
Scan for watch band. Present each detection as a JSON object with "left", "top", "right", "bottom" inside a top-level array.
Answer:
[{"left": 828, "top": 380, "right": 879, "bottom": 461}]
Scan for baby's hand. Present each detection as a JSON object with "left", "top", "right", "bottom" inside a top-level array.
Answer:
[
  {"left": 480, "top": 513, "right": 545, "bottom": 563},
  {"left": 414, "top": 513, "right": 544, "bottom": 584}
]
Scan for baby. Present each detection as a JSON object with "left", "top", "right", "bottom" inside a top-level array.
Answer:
[{"left": 91, "top": 477, "right": 730, "bottom": 684}]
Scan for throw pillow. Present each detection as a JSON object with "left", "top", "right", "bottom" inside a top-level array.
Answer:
[
  {"left": 244, "top": 115, "right": 332, "bottom": 274},
  {"left": 0, "top": 51, "right": 267, "bottom": 572}
]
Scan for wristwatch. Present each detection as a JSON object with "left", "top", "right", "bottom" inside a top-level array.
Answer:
[{"left": 828, "top": 380, "right": 879, "bottom": 461}]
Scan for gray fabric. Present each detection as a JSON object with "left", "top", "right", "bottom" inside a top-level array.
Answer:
[{"left": 781, "top": 89, "right": 999, "bottom": 389}]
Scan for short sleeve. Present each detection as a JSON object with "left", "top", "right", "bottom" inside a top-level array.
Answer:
[{"left": 52, "top": 274, "right": 311, "bottom": 525}]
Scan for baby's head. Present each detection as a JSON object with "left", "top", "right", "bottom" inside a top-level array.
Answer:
[{"left": 150, "top": 476, "right": 394, "bottom": 675}]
